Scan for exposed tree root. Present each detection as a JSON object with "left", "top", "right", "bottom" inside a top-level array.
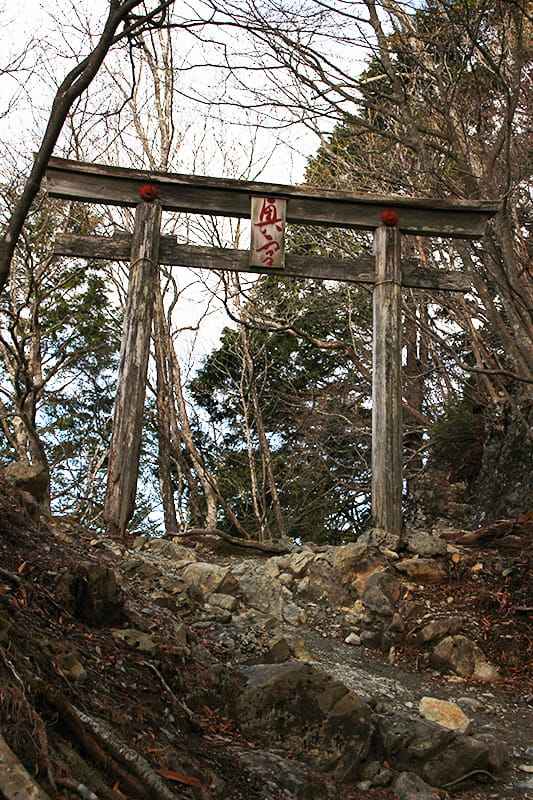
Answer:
[
  {"left": 74, "top": 706, "right": 188, "bottom": 800},
  {"left": 50, "top": 737, "right": 121, "bottom": 800},
  {"left": 0, "top": 566, "right": 23, "bottom": 586},
  {"left": 0, "top": 733, "right": 53, "bottom": 800},
  {"left": 31, "top": 680, "right": 149, "bottom": 799},
  {"left": 178, "top": 527, "right": 291, "bottom": 554},
  {"left": 0, "top": 661, "right": 53, "bottom": 782},
  {"left": 32, "top": 679, "right": 187, "bottom": 800},
  {"left": 56, "top": 776, "right": 100, "bottom": 800}
]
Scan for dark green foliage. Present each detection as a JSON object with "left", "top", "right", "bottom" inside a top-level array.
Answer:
[
  {"left": 0, "top": 194, "right": 124, "bottom": 525},
  {"left": 190, "top": 278, "right": 374, "bottom": 543},
  {"left": 430, "top": 400, "right": 486, "bottom": 483}
]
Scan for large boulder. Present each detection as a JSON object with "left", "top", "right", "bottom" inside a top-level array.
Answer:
[
  {"left": 232, "top": 562, "right": 305, "bottom": 624},
  {"left": 429, "top": 635, "right": 500, "bottom": 682},
  {"left": 181, "top": 562, "right": 240, "bottom": 599},
  {"left": 304, "top": 543, "right": 387, "bottom": 606},
  {"left": 235, "top": 662, "right": 373, "bottom": 781},
  {"left": 377, "top": 713, "right": 508, "bottom": 787},
  {"left": 229, "top": 746, "right": 340, "bottom": 800}
]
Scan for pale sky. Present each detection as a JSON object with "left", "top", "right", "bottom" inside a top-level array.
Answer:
[{"left": 0, "top": 0, "right": 325, "bottom": 364}]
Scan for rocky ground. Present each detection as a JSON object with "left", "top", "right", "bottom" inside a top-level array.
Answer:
[{"left": 0, "top": 480, "right": 531, "bottom": 800}]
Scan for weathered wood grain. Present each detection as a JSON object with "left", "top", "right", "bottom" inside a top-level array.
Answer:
[
  {"left": 0, "top": 735, "right": 53, "bottom": 800},
  {"left": 103, "top": 202, "right": 161, "bottom": 536},
  {"left": 372, "top": 226, "right": 403, "bottom": 538},
  {"left": 54, "top": 233, "right": 471, "bottom": 291},
  {"left": 46, "top": 156, "right": 500, "bottom": 238}
]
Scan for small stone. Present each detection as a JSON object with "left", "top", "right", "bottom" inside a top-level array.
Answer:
[
  {"left": 274, "top": 635, "right": 307, "bottom": 661},
  {"left": 50, "top": 641, "right": 87, "bottom": 683},
  {"left": 472, "top": 660, "right": 501, "bottom": 682},
  {"left": 263, "top": 635, "right": 292, "bottom": 664},
  {"left": 519, "top": 764, "right": 533, "bottom": 773},
  {"left": 419, "top": 696, "right": 471, "bottom": 733},
  {"left": 416, "top": 616, "right": 463, "bottom": 645},
  {"left": 0, "top": 616, "right": 12, "bottom": 644},
  {"left": 392, "top": 771, "right": 450, "bottom": 800},
  {"left": 405, "top": 530, "right": 447, "bottom": 558},
  {"left": 389, "top": 612, "right": 405, "bottom": 633},
  {"left": 361, "top": 572, "right": 402, "bottom": 617},
  {"left": 174, "top": 622, "right": 189, "bottom": 645},
  {"left": 68, "top": 661, "right": 88, "bottom": 683},
  {"left": 360, "top": 629, "right": 381, "bottom": 648},
  {"left": 112, "top": 629, "right": 158, "bottom": 655},
  {"left": 456, "top": 696, "right": 484, "bottom": 712},
  {"left": 396, "top": 557, "right": 446, "bottom": 583},
  {"left": 209, "top": 593, "right": 239, "bottom": 612},
  {"left": 345, "top": 633, "right": 361, "bottom": 646}
]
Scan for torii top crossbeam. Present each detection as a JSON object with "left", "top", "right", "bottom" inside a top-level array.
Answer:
[
  {"left": 47, "top": 156, "right": 498, "bottom": 238},
  {"left": 45, "top": 156, "right": 500, "bottom": 542}
]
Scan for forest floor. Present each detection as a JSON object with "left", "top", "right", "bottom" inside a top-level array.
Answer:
[{"left": 0, "top": 481, "right": 531, "bottom": 800}]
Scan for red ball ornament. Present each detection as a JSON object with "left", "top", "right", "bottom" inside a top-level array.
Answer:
[
  {"left": 140, "top": 183, "right": 158, "bottom": 202},
  {"left": 381, "top": 209, "right": 399, "bottom": 227}
]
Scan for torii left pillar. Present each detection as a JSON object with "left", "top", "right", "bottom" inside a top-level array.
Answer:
[
  {"left": 372, "top": 225, "right": 402, "bottom": 539},
  {"left": 104, "top": 199, "right": 161, "bottom": 536}
]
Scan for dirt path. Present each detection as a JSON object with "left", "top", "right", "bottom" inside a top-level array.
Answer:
[{"left": 292, "top": 627, "right": 533, "bottom": 799}]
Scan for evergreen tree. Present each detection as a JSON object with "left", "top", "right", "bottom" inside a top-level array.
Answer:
[
  {"left": 0, "top": 193, "right": 122, "bottom": 524},
  {"left": 190, "top": 278, "right": 374, "bottom": 542}
]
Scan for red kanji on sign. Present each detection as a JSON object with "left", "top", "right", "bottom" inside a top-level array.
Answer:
[{"left": 250, "top": 197, "right": 286, "bottom": 268}]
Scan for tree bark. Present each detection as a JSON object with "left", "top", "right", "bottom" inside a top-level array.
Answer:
[{"left": 153, "top": 281, "right": 179, "bottom": 535}]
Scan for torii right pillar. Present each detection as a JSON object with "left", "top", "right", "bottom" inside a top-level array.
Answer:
[{"left": 372, "top": 224, "right": 403, "bottom": 541}]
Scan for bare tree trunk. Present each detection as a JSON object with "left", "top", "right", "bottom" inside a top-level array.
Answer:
[
  {"left": 152, "top": 284, "right": 252, "bottom": 536},
  {"left": 240, "top": 327, "right": 287, "bottom": 540},
  {"left": 239, "top": 359, "right": 267, "bottom": 539},
  {"left": 0, "top": 0, "right": 175, "bottom": 296},
  {"left": 404, "top": 296, "right": 426, "bottom": 498},
  {"left": 160, "top": 305, "right": 219, "bottom": 530},
  {"left": 153, "top": 280, "right": 179, "bottom": 535}
]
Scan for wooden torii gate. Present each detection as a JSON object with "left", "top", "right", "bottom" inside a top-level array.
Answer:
[{"left": 45, "top": 156, "right": 500, "bottom": 539}]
